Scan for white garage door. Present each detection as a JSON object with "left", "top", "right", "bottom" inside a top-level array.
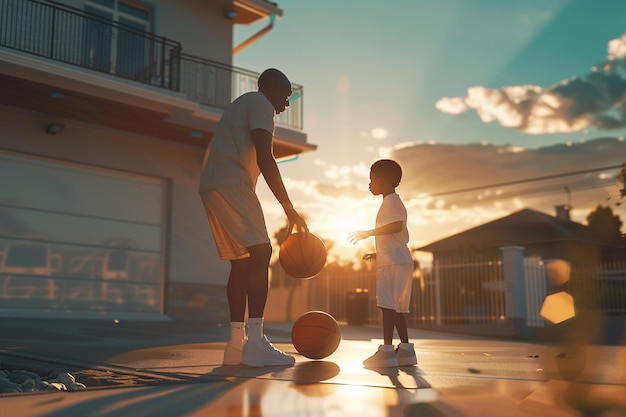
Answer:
[{"left": 0, "top": 150, "right": 167, "bottom": 318}]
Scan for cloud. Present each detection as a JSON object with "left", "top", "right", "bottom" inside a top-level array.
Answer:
[
  {"left": 389, "top": 137, "right": 626, "bottom": 210},
  {"left": 608, "top": 34, "right": 626, "bottom": 60},
  {"left": 435, "top": 96, "right": 468, "bottom": 114},
  {"left": 437, "top": 34, "right": 626, "bottom": 134},
  {"left": 261, "top": 138, "right": 625, "bottom": 263},
  {"left": 314, "top": 183, "right": 368, "bottom": 199},
  {"left": 315, "top": 160, "right": 370, "bottom": 184},
  {"left": 359, "top": 127, "right": 390, "bottom": 141},
  {"left": 370, "top": 128, "right": 389, "bottom": 140},
  {"left": 387, "top": 137, "right": 625, "bottom": 248}
]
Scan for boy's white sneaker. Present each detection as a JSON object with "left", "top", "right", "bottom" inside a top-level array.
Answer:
[
  {"left": 396, "top": 342, "right": 418, "bottom": 366},
  {"left": 242, "top": 335, "right": 295, "bottom": 367},
  {"left": 363, "top": 345, "right": 398, "bottom": 368}
]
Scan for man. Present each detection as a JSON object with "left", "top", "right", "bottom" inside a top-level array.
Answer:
[{"left": 200, "top": 68, "right": 308, "bottom": 367}]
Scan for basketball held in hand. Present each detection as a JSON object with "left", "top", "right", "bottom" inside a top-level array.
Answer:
[
  {"left": 279, "top": 232, "right": 327, "bottom": 279},
  {"left": 291, "top": 311, "right": 341, "bottom": 360}
]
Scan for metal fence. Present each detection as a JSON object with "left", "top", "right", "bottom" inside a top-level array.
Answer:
[
  {"left": 566, "top": 260, "right": 626, "bottom": 315},
  {"left": 309, "top": 264, "right": 379, "bottom": 326},
  {"left": 597, "top": 261, "right": 626, "bottom": 315},
  {"left": 311, "top": 257, "right": 626, "bottom": 328}
]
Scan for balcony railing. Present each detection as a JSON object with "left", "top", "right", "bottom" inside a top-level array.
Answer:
[
  {"left": 0, "top": 0, "right": 181, "bottom": 90},
  {"left": 0, "top": 0, "right": 303, "bottom": 130},
  {"left": 179, "top": 53, "right": 303, "bottom": 130}
]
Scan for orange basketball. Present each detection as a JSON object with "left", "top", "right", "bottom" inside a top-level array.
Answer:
[
  {"left": 279, "top": 232, "right": 327, "bottom": 279},
  {"left": 291, "top": 311, "right": 341, "bottom": 360}
]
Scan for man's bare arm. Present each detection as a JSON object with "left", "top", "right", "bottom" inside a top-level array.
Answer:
[{"left": 252, "top": 128, "right": 308, "bottom": 232}]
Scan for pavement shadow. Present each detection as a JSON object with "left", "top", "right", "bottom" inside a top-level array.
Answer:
[
  {"left": 365, "top": 366, "right": 467, "bottom": 417},
  {"left": 35, "top": 363, "right": 306, "bottom": 417},
  {"left": 0, "top": 318, "right": 227, "bottom": 364},
  {"left": 29, "top": 383, "right": 237, "bottom": 417},
  {"left": 367, "top": 365, "right": 430, "bottom": 390}
]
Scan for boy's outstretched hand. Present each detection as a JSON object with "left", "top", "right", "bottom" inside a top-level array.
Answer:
[{"left": 348, "top": 230, "right": 369, "bottom": 245}]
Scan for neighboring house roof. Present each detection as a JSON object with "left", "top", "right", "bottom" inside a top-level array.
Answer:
[{"left": 418, "top": 208, "right": 601, "bottom": 253}]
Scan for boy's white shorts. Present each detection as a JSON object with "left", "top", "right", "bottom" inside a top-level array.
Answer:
[{"left": 376, "top": 263, "right": 414, "bottom": 313}]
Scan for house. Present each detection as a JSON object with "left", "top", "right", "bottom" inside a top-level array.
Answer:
[
  {"left": 416, "top": 207, "right": 626, "bottom": 341},
  {"left": 0, "top": 0, "right": 315, "bottom": 320},
  {"left": 418, "top": 207, "right": 607, "bottom": 264}
]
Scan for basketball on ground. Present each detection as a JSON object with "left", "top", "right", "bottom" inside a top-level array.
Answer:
[
  {"left": 279, "top": 232, "right": 327, "bottom": 279},
  {"left": 291, "top": 311, "right": 341, "bottom": 360}
]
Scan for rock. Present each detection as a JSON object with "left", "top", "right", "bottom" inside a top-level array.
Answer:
[
  {"left": 21, "top": 379, "right": 37, "bottom": 392},
  {"left": 8, "top": 370, "right": 41, "bottom": 384},
  {"left": 54, "top": 371, "right": 75, "bottom": 386},
  {"left": 0, "top": 368, "right": 86, "bottom": 393},
  {"left": 67, "top": 382, "right": 87, "bottom": 391},
  {"left": 47, "top": 382, "right": 67, "bottom": 391},
  {"left": 0, "top": 381, "right": 23, "bottom": 393},
  {"left": 39, "top": 381, "right": 57, "bottom": 391}
]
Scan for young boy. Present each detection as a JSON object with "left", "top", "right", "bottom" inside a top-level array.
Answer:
[{"left": 348, "top": 159, "right": 417, "bottom": 367}]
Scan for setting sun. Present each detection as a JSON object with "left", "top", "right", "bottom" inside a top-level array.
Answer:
[{"left": 308, "top": 197, "right": 377, "bottom": 265}]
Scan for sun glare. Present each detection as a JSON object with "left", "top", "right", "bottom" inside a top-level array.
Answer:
[{"left": 310, "top": 200, "right": 374, "bottom": 264}]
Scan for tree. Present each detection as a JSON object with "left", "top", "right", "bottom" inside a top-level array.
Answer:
[
  {"left": 586, "top": 205, "right": 623, "bottom": 241},
  {"left": 616, "top": 162, "right": 626, "bottom": 207}
]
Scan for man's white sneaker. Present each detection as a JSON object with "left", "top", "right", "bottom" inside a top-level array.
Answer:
[
  {"left": 241, "top": 335, "right": 295, "bottom": 367},
  {"left": 396, "top": 342, "right": 417, "bottom": 366},
  {"left": 363, "top": 345, "right": 398, "bottom": 368},
  {"left": 223, "top": 340, "right": 245, "bottom": 366}
]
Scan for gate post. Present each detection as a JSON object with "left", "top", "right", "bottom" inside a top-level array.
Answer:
[{"left": 500, "top": 246, "right": 528, "bottom": 337}]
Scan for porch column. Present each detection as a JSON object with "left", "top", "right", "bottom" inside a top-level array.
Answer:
[{"left": 500, "top": 246, "right": 527, "bottom": 335}]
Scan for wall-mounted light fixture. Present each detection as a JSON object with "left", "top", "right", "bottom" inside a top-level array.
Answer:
[
  {"left": 224, "top": 9, "right": 238, "bottom": 19},
  {"left": 46, "top": 123, "right": 65, "bottom": 135}
]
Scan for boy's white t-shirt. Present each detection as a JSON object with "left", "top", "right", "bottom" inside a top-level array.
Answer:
[
  {"left": 375, "top": 193, "right": 413, "bottom": 267},
  {"left": 199, "top": 92, "right": 275, "bottom": 193}
]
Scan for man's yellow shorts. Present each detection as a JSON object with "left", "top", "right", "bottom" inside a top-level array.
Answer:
[{"left": 200, "top": 187, "right": 270, "bottom": 260}]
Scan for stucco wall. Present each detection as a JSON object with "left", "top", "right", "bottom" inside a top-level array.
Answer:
[{"left": 153, "top": 0, "right": 234, "bottom": 64}]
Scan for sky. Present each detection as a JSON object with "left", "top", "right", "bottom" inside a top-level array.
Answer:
[{"left": 233, "top": 0, "right": 626, "bottom": 266}]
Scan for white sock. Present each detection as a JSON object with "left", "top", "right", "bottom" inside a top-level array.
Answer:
[
  {"left": 230, "top": 322, "right": 246, "bottom": 344},
  {"left": 398, "top": 342, "right": 414, "bottom": 350},
  {"left": 248, "top": 317, "right": 263, "bottom": 340},
  {"left": 381, "top": 344, "right": 395, "bottom": 352}
]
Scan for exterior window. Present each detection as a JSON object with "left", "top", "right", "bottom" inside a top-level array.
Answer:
[{"left": 83, "top": 0, "right": 154, "bottom": 79}]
